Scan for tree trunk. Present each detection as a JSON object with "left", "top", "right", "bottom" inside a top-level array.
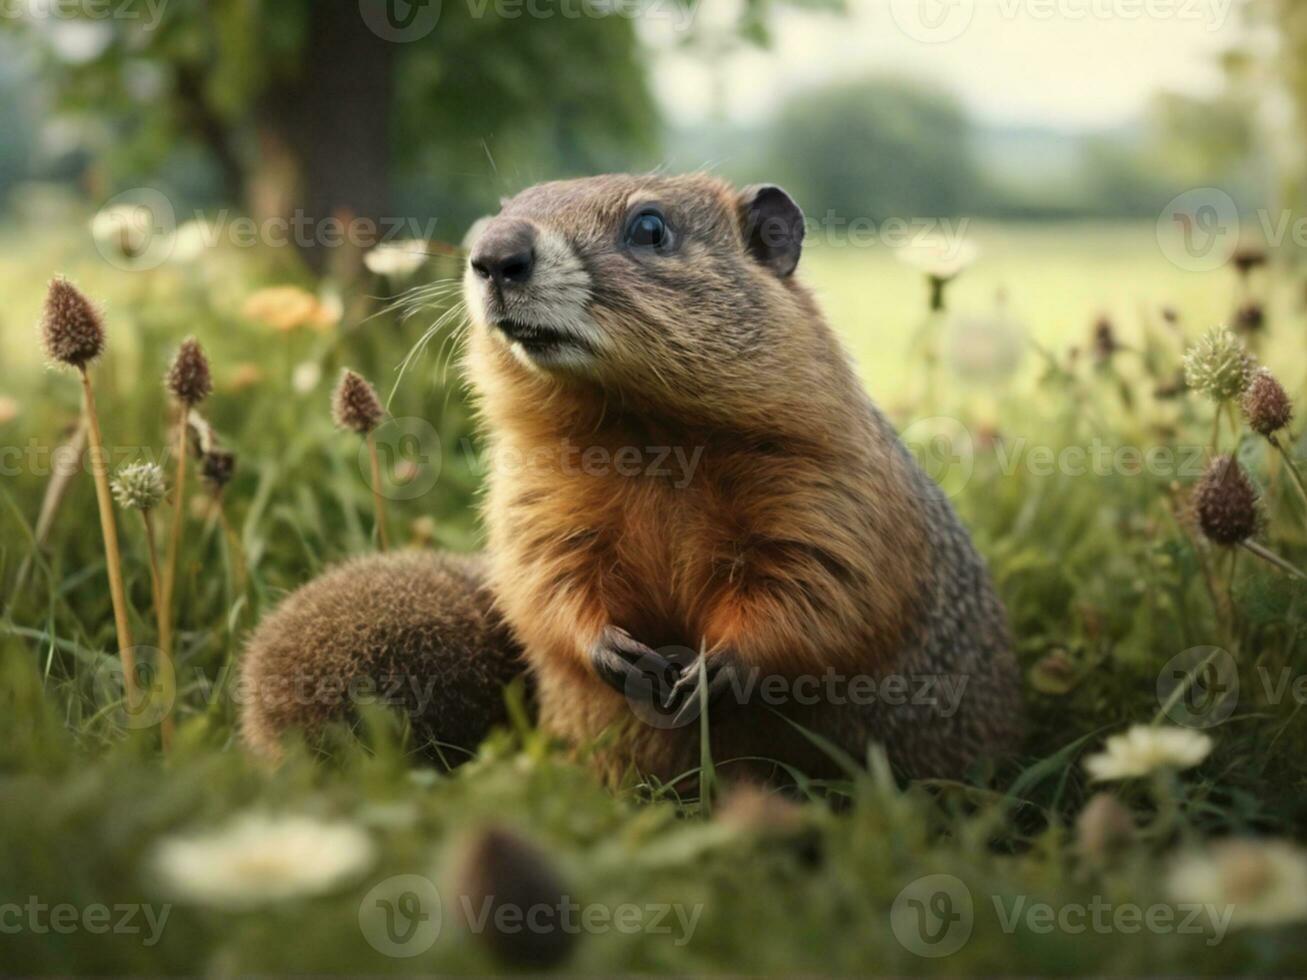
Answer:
[{"left": 253, "top": 2, "right": 395, "bottom": 273}]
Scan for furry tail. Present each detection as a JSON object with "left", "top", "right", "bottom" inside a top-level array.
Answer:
[{"left": 240, "top": 551, "right": 525, "bottom": 762}]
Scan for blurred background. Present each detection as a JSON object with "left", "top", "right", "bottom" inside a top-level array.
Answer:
[{"left": 0, "top": 0, "right": 1302, "bottom": 398}]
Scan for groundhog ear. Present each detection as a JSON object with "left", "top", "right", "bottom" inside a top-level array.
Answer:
[{"left": 738, "top": 184, "right": 804, "bottom": 278}]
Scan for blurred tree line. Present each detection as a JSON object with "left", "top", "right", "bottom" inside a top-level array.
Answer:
[{"left": 0, "top": 0, "right": 1281, "bottom": 252}]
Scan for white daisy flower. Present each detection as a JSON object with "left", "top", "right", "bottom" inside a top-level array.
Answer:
[
  {"left": 170, "top": 219, "right": 219, "bottom": 264},
  {"left": 1084, "top": 725, "right": 1212, "bottom": 782},
  {"left": 151, "top": 813, "right": 375, "bottom": 909},
  {"left": 897, "top": 236, "right": 978, "bottom": 282},
  {"left": 292, "top": 361, "right": 322, "bottom": 394},
  {"left": 1168, "top": 840, "right": 1307, "bottom": 929},
  {"left": 364, "top": 240, "right": 430, "bottom": 280},
  {"left": 90, "top": 203, "right": 157, "bottom": 259}
]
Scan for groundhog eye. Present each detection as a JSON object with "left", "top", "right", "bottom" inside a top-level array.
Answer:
[{"left": 624, "top": 209, "right": 669, "bottom": 250}]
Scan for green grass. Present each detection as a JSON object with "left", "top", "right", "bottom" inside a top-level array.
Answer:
[{"left": 3, "top": 219, "right": 1307, "bottom": 974}]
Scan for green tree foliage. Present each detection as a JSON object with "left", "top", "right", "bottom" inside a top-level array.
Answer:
[
  {"left": 765, "top": 76, "right": 979, "bottom": 222},
  {"left": 6, "top": 0, "right": 658, "bottom": 249}
]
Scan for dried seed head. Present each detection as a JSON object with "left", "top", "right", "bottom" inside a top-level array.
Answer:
[
  {"left": 41, "top": 278, "right": 105, "bottom": 368},
  {"left": 1233, "top": 300, "right": 1266, "bottom": 335},
  {"left": 1183, "top": 326, "right": 1254, "bottom": 404},
  {"left": 166, "top": 337, "right": 213, "bottom": 406},
  {"left": 1241, "top": 368, "right": 1293, "bottom": 438},
  {"left": 1091, "top": 316, "right": 1119, "bottom": 365},
  {"left": 111, "top": 462, "right": 166, "bottom": 512},
  {"left": 331, "top": 369, "right": 384, "bottom": 435},
  {"left": 451, "top": 827, "right": 574, "bottom": 970},
  {"left": 201, "top": 449, "right": 236, "bottom": 490},
  {"left": 1232, "top": 245, "right": 1268, "bottom": 276},
  {"left": 1194, "top": 454, "right": 1259, "bottom": 547}
]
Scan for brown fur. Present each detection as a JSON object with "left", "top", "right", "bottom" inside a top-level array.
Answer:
[
  {"left": 464, "top": 174, "right": 1020, "bottom": 783},
  {"left": 240, "top": 173, "right": 1020, "bottom": 784},
  {"left": 240, "top": 551, "right": 523, "bottom": 761}
]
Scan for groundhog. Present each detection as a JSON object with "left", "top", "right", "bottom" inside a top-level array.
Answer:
[{"left": 241, "top": 173, "right": 1021, "bottom": 783}]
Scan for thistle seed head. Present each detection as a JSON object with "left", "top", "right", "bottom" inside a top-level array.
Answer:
[
  {"left": 166, "top": 337, "right": 213, "bottom": 406},
  {"left": 1233, "top": 300, "right": 1266, "bottom": 335},
  {"left": 1194, "top": 454, "right": 1259, "bottom": 547},
  {"left": 451, "top": 827, "right": 574, "bottom": 969},
  {"left": 1183, "top": 326, "right": 1254, "bottom": 404},
  {"left": 1232, "top": 245, "right": 1268, "bottom": 276},
  {"left": 41, "top": 278, "right": 105, "bottom": 368},
  {"left": 331, "top": 369, "right": 384, "bottom": 435},
  {"left": 111, "top": 462, "right": 167, "bottom": 512},
  {"left": 1091, "top": 315, "right": 1119, "bottom": 365},
  {"left": 1242, "top": 368, "right": 1293, "bottom": 437},
  {"left": 201, "top": 449, "right": 237, "bottom": 490}
]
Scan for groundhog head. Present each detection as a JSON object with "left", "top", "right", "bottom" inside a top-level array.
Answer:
[{"left": 463, "top": 174, "right": 820, "bottom": 418}]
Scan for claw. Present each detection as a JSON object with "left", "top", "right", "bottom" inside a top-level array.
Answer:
[
  {"left": 663, "top": 650, "right": 740, "bottom": 727},
  {"left": 588, "top": 626, "right": 675, "bottom": 704}
]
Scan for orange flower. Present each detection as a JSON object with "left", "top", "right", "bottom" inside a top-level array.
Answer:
[{"left": 242, "top": 286, "right": 324, "bottom": 333}]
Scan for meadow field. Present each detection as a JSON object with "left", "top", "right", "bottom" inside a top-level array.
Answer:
[{"left": 2, "top": 214, "right": 1307, "bottom": 974}]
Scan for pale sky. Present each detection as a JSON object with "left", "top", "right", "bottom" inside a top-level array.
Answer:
[{"left": 644, "top": 0, "right": 1243, "bottom": 130}]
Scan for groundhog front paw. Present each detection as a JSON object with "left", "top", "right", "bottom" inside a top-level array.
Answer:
[
  {"left": 663, "top": 649, "right": 740, "bottom": 728},
  {"left": 588, "top": 626, "right": 678, "bottom": 705}
]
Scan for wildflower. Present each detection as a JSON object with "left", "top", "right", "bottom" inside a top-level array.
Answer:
[
  {"left": 1168, "top": 840, "right": 1307, "bottom": 929},
  {"left": 332, "top": 370, "right": 385, "bottom": 435},
  {"left": 1231, "top": 244, "right": 1268, "bottom": 277},
  {"left": 0, "top": 395, "right": 18, "bottom": 425},
  {"left": 241, "top": 286, "right": 322, "bottom": 332},
  {"left": 227, "top": 363, "right": 264, "bottom": 392},
  {"left": 169, "top": 218, "right": 217, "bottom": 264},
  {"left": 166, "top": 337, "right": 213, "bottom": 407},
  {"left": 897, "top": 237, "right": 978, "bottom": 312},
  {"left": 291, "top": 361, "right": 322, "bottom": 394},
  {"left": 1242, "top": 369, "right": 1293, "bottom": 438},
  {"left": 89, "top": 203, "right": 153, "bottom": 259},
  {"left": 451, "top": 827, "right": 575, "bottom": 969},
  {"left": 1194, "top": 455, "right": 1259, "bottom": 547},
  {"left": 1233, "top": 300, "right": 1265, "bottom": 336},
  {"left": 111, "top": 462, "right": 166, "bottom": 512},
  {"left": 1091, "top": 315, "right": 1119, "bottom": 365},
  {"left": 944, "top": 311, "right": 1027, "bottom": 382},
  {"left": 333, "top": 370, "right": 389, "bottom": 549},
  {"left": 41, "top": 277, "right": 106, "bottom": 368},
  {"left": 1183, "top": 326, "right": 1253, "bottom": 403},
  {"left": 200, "top": 450, "right": 236, "bottom": 491},
  {"left": 364, "top": 240, "right": 430, "bottom": 280},
  {"left": 1075, "top": 793, "right": 1135, "bottom": 864},
  {"left": 41, "top": 279, "right": 138, "bottom": 704},
  {"left": 1084, "top": 724, "right": 1212, "bottom": 781},
  {"left": 152, "top": 813, "right": 375, "bottom": 909}
]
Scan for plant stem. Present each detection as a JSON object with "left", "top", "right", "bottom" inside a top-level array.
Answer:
[
  {"left": 141, "top": 513, "right": 174, "bottom": 751},
  {"left": 367, "top": 433, "right": 390, "bottom": 551},
  {"left": 1270, "top": 434, "right": 1307, "bottom": 514},
  {"left": 1210, "top": 401, "right": 1223, "bottom": 457},
  {"left": 1241, "top": 540, "right": 1307, "bottom": 580},
  {"left": 79, "top": 367, "right": 139, "bottom": 709},
  {"left": 162, "top": 405, "right": 188, "bottom": 645}
]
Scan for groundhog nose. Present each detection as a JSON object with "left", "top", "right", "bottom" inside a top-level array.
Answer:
[{"left": 470, "top": 221, "right": 536, "bottom": 288}]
